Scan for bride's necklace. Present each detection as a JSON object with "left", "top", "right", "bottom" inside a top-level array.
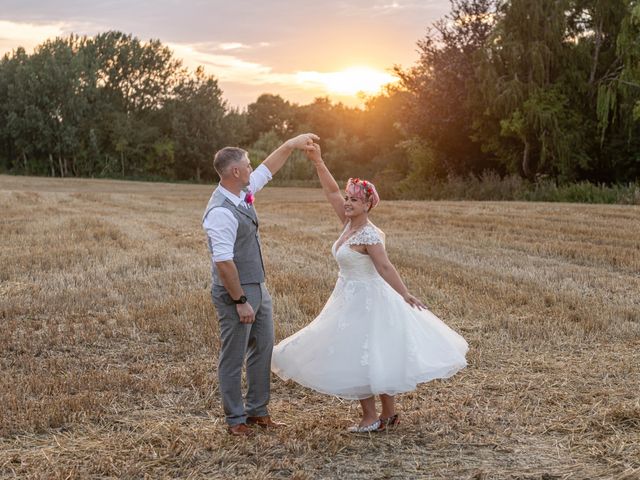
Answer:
[
  {"left": 337, "top": 219, "right": 368, "bottom": 249},
  {"left": 345, "top": 226, "right": 363, "bottom": 237}
]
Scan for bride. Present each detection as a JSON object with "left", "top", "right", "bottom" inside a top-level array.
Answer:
[{"left": 271, "top": 143, "right": 468, "bottom": 433}]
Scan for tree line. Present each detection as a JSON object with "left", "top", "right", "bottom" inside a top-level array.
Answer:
[{"left": 0, "top": 0, "right": 638, "bottom": 195}]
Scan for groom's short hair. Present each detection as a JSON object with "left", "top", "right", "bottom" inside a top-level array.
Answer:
[{"left": 214, "top": 147, "right": 248, "bottom": 176}]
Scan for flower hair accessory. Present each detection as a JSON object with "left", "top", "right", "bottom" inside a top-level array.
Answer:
[
  {"left": 345, "top": 178, "right": 380, "bottom": 210},
  {"left": 244, "top": 189, "right": 254, "bottom": 205}
]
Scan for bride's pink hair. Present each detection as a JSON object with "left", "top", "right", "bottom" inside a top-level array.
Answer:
[{"left": 345, "top": 178, "right": 380, "bottom": 210}]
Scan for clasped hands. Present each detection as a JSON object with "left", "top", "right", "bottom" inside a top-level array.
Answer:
[{"left": 286, "top": 133, "right": 319, "bottom": 152}]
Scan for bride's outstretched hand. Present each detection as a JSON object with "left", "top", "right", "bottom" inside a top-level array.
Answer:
[
  {"left": 305, "top": 142, "right": 322, "bottom": 164},
  {"left": 403, "top": 292, "right": 427, "bottom": 310}
]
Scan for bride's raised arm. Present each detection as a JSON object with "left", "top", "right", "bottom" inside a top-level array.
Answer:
[{"left": 305, "top": 143, "right": 346, "bottom": 225}]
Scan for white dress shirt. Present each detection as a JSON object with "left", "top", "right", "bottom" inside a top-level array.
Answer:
[{"left": 203, "top": 163, "right": 273, "bottom": 262}]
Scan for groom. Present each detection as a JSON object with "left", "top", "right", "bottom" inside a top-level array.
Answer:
[{"left": 203, "top": 133, "right": 318, "bottom": 436}]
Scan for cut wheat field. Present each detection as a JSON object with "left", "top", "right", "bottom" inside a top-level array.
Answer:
[{"left": 1, "top": 174, "right": 639, "bottom": 480}]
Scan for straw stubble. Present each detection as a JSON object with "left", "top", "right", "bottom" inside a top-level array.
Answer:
[{"left": 1, "top": 175, "right": 639, "bottom": 479}]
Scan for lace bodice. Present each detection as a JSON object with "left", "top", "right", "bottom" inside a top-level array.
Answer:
[
  {"left": 331, "top": 222, "right": 385, "bottom": 280},
  {"left": 346, "top": 224, "right": 383, "bottom": 247}
]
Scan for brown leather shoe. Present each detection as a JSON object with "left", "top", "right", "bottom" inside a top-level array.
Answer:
[
  {"left": 227, "top": 423, "right": 254, "bottom": 436},
  {"left": 246, "top": 415, "right": 286, "bottom": 428}
]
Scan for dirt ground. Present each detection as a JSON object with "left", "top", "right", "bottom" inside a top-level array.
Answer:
[{"left": 1, "top": 175, "right": 639, "bottom": 479}]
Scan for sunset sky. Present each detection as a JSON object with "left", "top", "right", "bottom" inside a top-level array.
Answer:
[{"left": 0, "top": 1, "right": 450, "bottom": 108}]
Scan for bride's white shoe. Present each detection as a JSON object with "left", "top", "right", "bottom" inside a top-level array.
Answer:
[{"left": 347, "top": 419, "right": 381, "bottom": 433}]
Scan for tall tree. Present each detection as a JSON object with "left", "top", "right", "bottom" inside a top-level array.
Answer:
[
  {"left": 90, "top": 32, "right": 183, "bottom": 176},
  {"left": 594, "top": 0, "right": 640, "bottom": 180},
  {"left": 2, "top": 36, "right": 93, "bottom": 177},
  {"left": 92, "top": 31, "right": 181, "bottom": 114},
  {"left": 166, "top": 66, "right": 227, "bottom": 181},
  {"left": 246, "top": 94, "right": 293, "bottom": 142},
  {"left": 360, "top": 87, "right": 410, "bottom": 185},
  {"left": 474, "top": 0, "right": 594, "bottom": 180},
  {"left": 397, "top": 0, "right": 501, "bottom": 180}
]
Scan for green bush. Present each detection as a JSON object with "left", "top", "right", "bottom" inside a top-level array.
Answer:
[{"left": 392, "top": 171, "right": 640, "bottom": 204}]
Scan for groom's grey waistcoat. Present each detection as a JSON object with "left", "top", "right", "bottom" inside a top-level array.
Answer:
[{"left": 203, "top": 189, "right": 265, "bottom": 286}]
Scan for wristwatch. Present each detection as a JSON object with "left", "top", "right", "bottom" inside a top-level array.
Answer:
[{"left": 232, "top": 295, "right": 248, "bottom": 305}]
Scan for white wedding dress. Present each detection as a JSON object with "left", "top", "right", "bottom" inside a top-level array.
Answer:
[{"left": 271, "top": 222, "right": 468, "bottom": 400}]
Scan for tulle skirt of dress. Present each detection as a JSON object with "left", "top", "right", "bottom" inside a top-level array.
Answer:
[{"left": 271, "top": 275, "right": 468, "bottom": 400}]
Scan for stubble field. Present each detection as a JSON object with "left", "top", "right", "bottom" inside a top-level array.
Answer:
[{"left": 1, "top": 174, "right": 639, "bottom": 479}]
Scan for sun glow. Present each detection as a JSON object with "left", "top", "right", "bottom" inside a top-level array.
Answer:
[{"left": 296, "top": 66, "right": 397, "bottom": 96}]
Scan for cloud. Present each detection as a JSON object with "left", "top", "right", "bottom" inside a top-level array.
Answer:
[
  {"left": 0, "top": 6, "right": 424, "bottom": 108},
  {"left": 374, "top": 2, "right": 403, "bottom": 11},
  {"left": 168, "top": 41, "right": 398, "bottom": 107},
  {"left": 170, "top": 42, "right": 396, "bottom": 89},
  {"left": 218, "top": 42, "right": 245, "bottom": 51},
  {"left": 181, "top": 40, "right": 273, "bottom": 54},
  {"left": 337, "top": 0, "right": 443, "bottom": 17},
  {"left": 167, "top": 42, "right": 292, "bottom": 85},
  {"left": 0, "top": 20, "right": 68, "bottom": 54},
  {"left": 0, "top": 19, "right": 110, "bottom": 55}
]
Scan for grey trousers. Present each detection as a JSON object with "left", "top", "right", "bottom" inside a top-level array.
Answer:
[{"left": 211, "top": 283, "right": 274, "bottom": 426}]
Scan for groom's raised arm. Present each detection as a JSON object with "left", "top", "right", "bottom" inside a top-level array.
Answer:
[{"left": 261, "top": 133, "right": 319, "bottom": 176}]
